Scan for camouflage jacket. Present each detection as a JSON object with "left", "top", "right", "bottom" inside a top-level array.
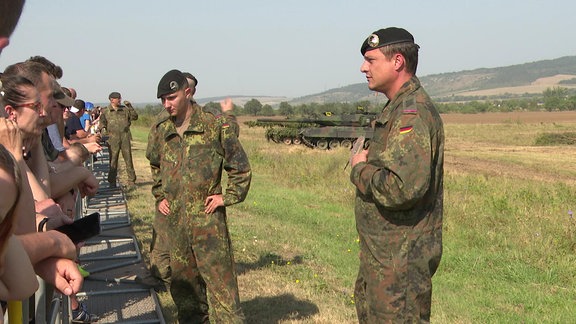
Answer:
[
  {"left": 146, "top": 101, "right": 251, "bottom": 214},
  {"left": 350, "top": 76, "right": 444, "bottom": 233},
  {"left": 153, "top": 100, "right": 239, "bottom": 137},
  {"left": 99, "top": 104, "right": 138, "bottom": 134}
]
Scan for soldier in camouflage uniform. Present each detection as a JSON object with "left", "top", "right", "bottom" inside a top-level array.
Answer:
[
  {"left": 98, "top": 91, "right": 138, "bottom": 187},
  {"left": 350, "top": 27, "right": 444, "bottom": 323},
  {"left": 146, "top": 69, "right": 251, "bottom": 323},
  {"left": 148, "top": 72, "right": 241, "bottom": 290}
]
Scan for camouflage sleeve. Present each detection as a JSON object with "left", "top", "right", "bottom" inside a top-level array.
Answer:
[
  {"left": 220, "top": 119, "right": 251, "bottom": 206},
  {"left": 128, "top": 106, "right": 139, "bottom": 121},
  {"left": 223, "top": 111, "right": 240, "bottom": 137},
  {"left": 99, "top": 110, "right": 107, "bottom": 131},
  {"left": 203, "top": 105, "right": 240, "bottom": 137},
  {"left": 145, "top": 124, "right": 164, "bottom": 203},
  {"left": 350, "top": 112, "right": 432, "bottom": 210}
]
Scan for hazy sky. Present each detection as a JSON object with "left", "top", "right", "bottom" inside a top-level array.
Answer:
[{"left": 2, "top": 0, "right": 575, "bottom": 104}]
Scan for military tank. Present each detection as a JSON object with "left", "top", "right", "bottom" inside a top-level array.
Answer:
[{"left": 250, "top": 111, "right": 377, "bottom": 149}]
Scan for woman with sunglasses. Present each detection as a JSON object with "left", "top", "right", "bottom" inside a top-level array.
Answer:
[{"left": 1, "top": 74, "right": 43, "bottom": 156}]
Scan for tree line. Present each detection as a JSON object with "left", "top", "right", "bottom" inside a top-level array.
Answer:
[{"left": 134, "top": 86, "right": 576, "bottom": 126}]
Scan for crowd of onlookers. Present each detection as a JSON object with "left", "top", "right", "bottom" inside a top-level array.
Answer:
[{"left": 0, "top": 1, "right": 104, "bottom": 322}]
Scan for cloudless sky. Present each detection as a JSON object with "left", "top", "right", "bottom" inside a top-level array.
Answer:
[{"left": 2, "top": 0, "right": 575, "bottom": 104}]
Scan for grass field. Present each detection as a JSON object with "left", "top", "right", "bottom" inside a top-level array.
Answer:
[{"left": 119, "top": 111, "right": 576, "bottom": 323}]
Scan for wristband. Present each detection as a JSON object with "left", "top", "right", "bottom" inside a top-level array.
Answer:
[{"left": 38, "top": 217, "right": 49, "bottom": 232}]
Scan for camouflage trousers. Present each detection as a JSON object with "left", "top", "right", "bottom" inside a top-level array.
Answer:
[
  {"left": 150, "top": 210, "right": 172, "bottom": 288},
  {"left": 354, "top": 228, "right": 442, "bottom": 323},
  {"left": 107, "top": 132, "right": 136, "bottom": 184},
  {"left": 166, "top": 208, "right": 245, "bottom": 324}
]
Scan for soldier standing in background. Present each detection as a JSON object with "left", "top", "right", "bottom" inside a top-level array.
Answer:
[
  {"left": 147, "top": 69, "right": 251, "bottom": 323},
  {"left": 350, "top": 27, "right": 445, "bottom": 323},
  {"left": 99, "top": 91, "right": 138, "bottom": 188}
]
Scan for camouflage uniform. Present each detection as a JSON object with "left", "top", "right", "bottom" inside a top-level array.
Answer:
[
  {"left": 350, "top": 76, "right": 444, "bottom": 323},
  {"left": 99, "top": 103, "right": 138, "bottom": 185},
  {"left": 148, "top": 100, "right": 240, "bottom": 287},
  {"left": 146, "top": 101, "right": 251, "bottom": 323}
]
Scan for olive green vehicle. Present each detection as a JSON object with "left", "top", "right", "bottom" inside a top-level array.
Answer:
[{"left": 248, "top": 111, "right": 377, "bottom": 150}]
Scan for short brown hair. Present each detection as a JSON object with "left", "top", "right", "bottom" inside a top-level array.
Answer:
[{"left": 380, "top": 42, "right": 420, "bottom": 75}]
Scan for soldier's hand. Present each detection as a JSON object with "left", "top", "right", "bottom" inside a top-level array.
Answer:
[
  {"left": 204, "top": 194, "right": 224, "bottom": 214},
  {"left": 220, "top": 98, "right": 233, "bottom": 113},
  {"left": 158, "top": 199, "right": 170, "bottom": 216},
  {"left": 351, "top": 149, "right": 369, "bottom": 167},
  {"left": 123, "top": 100, "right": 133, "bottom": 108}
]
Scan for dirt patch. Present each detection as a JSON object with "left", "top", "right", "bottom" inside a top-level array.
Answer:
[
  {"left": 441, "top": 111, "right": 576, "bottom": 124},
  {"left": 454, "top": 73, "right": 576, "bottom": 96},
  {"left": 446, "top": 154, "right": 575, "bottom": 185}
]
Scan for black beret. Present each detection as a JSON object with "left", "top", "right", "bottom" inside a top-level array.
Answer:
[
  {"left": 109, "top": 91, "right": 121, "bottom": 99},
  {"left": 157, "top": 69, "right": 188, "bottom": 98},
  {"left": 360, "top": 27, "right": 415, "bottom": 55}
]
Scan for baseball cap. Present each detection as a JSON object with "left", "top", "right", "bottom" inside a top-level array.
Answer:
[{"left": 54, "top": 84, "right": 75, "bottom": 107}]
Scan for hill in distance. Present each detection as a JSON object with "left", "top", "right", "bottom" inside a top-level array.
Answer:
[
  {"left": 289, "top": 55, "right": 576, "bottom": 105},
  {"left": 193, "top": 55, "right": 576, "bottom": 107}
]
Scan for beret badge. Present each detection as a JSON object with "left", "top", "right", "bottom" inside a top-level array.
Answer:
[
  {"left": 368, "top": 34, "right": 379, "bottom": 48},
  {"left": 169, "top": 81, "right": 179, "bottom": 91}
]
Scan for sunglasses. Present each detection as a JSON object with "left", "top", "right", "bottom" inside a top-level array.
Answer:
[{"left": 14, "top": 101, "right": 43, "bottom": 113}]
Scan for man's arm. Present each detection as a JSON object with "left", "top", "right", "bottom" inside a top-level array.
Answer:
[
  {"left": 98, "top": 109, "right": 108, "bottom": 132},
  {"left": 145, "top": 124, "right": 165, "bottom": 204},
  {"left": 220, "top": 119, "right": 252, "bottom": 206},
  {"left": 17, "top": 231, "right": 77, "bottom": 263},
  {"left": 125, "top": 101, "right": 139, "bottom": 121},
  {"left": 350, "top": 113, "right": 432, "bottom": 210},
  {"left": 0, "top": 236, "right": 39, "bottom": 300},
  {"left": 26, "top": 140, "right": 52, "bottom": 196},
  {"left": 49, "top": 166, "right": 98, "bottom": 198},
  {"left": 220, "top": 98, "right": 240, "bottom": 137}
]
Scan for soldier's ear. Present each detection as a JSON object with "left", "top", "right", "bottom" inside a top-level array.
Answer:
[{"left": 184, "top": 87, "right": 191, "bottom": 99}]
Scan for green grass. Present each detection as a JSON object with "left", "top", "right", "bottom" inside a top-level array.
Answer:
[{"left": 122, "top": 116, "right": 576, "bottom": 323}]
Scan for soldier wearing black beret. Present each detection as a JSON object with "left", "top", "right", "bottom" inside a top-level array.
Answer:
[
  {"left": 147, "top": 69, "right": 251, "bottom": 323},
  {"left": 350, "top": 27, "right": 445, "bottom": 323}
]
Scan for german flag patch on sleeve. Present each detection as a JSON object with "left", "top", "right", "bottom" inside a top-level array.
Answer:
[{"left": 399, "top": 126, "right": 413, "bottom": 134}]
